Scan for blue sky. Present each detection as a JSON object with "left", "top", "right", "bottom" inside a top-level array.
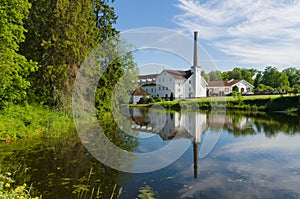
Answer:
[{"left": 113, "top": 0, "right": 300, "bottom": 72}]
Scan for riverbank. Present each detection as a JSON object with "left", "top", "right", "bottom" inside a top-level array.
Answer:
[
  {"left": 130, "top": 95, "right": 300, "bottom": 113},
  {"left": 0, "top": 104, "right": 74, "bottom": 141}
]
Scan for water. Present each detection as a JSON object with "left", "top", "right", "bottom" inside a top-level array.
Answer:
[{"left": 1, "top": 109, "right": 300, "bottom": 199}]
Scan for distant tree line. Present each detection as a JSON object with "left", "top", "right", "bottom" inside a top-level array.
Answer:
[{"left": 202, "top": 66, "right": 300, "bottom": 93}]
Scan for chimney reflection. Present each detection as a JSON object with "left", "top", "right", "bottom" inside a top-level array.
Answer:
[
  {"left": 129, "top": 108, "right": 253, "bottom": 179},
  {"left": 193, "top": 142, "right": 198, "bottom": 178}
]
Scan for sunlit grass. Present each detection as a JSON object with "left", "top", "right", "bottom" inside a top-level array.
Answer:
[{"left": 0, "top": 104, "right": 74, "bottom": 141}]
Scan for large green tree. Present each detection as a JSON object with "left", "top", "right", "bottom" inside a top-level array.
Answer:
[
  {"left": 20, "top": 0, "right": 100, "bottom": 106},
  {"left": 227, "top": 67, "right": 256, "bottom": 84},
  {"left": 0, "top": 0, "right": 37, "bottom": 106},
  {"left": 261, "top": 66, "right": 289, "bottom": 89},
  {"left": 283, "top": 67, "right": 300, "bottom": 88},
  {"left": 20, "top": 0, "right": 119, "bottom": 108}
]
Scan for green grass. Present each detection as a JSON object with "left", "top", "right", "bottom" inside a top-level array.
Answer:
[
  {"left": 0, "top": 104, "right": 74, "bottom": 141},
  {"left": 132, "top": 95, "right": 300, "bottom": 113}
]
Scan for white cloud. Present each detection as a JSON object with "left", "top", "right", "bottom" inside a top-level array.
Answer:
[{"left": 173, "top": 0, "right": 300, "bottom": 67}]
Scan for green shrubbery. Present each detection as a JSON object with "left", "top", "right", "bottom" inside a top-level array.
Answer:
[
  {"left": 139, "top": 95, "right": 300, "bottom": 113},
  {"left": 0, "top": 105, "right": 74, "bottom": 141}
]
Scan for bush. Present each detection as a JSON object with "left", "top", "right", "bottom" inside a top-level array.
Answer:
[
  {"left": 170, "top": 92, "right": 175, "bottom": 101},
  {"left": 156, "top": 95, "right": 162, "bottom": 102},
  {"left": 0, "top": 104, "right": 74, "bottom": 141}
]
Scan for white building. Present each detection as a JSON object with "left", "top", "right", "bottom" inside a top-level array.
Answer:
[
  {"left": 207, "top": 79, "right": 254, "bottom": 96},
  {"left": 155, "top": 68, "right": 207, "bottom": 99},
  {"left": 131, "top": 88, "right": 151, "bottom": 104},
  {"left": 135, "top": 31, "right": 207, "bottom": 100}
]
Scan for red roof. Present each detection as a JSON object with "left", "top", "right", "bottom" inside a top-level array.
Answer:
[
  {"left": 207, "top": 79, "right": 240, "bottom": 87},
  {"left": 132, "top": 88, "right": 151, "bottom": 96}
]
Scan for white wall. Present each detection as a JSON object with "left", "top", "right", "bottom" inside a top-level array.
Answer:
[
  {"left": 156, "top": 71, "right": 175, "bottom": 98},
  {"left": 142, "top": 85, "right": 156, "bottom": 97},
  {"left": 132, "top": 95, "right": 143, "bottom": 104}
]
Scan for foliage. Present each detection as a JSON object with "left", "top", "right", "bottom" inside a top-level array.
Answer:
[
  {"left": 201, "top": 71, "right": 210, "bottom": 82},
  {"left": 282, "top": 67, "right": 300, "bottom": 87},
  {"left": 0, "top": 171, "right": 40, "bottom": 199},
  {"left": 170, "top": 92, "right": 175, "bottom": 101},
  {"left": 20, "top": 0, "right": 99, "bottom": 107},
  {"left": 227, "top": 67, "right": 256, "bottom": 84},
  {"left": 0, "top": 104, "right": 74, "bottom": 141},
  {"left": 96, "top": 50, "right": 138, "bottom": 116},
  {"left": 156, "top": 95, "right": 162, "bottom": 102},
  {"left": 265, "top": 96, "right": 300, "bottom": 111},
  {"left": 208, "top": 70, "right": 222, "bottom": 81},
  {"left": 261, "top": 66, "right": 289, "bottom": 89},
  {"left": 19, "top": 0, "right": 120, "bottom": 108},
  {"left": 232, "top": 85, "right": 239, "bottom": 92},
  {"left": 143, "top": 95, "right": 300, "bottom": 113},
  {"left": 0, "top": 0, "right": 38, "bottom": 106}
]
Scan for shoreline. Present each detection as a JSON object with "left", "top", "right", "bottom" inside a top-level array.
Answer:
[{"left": 129, "top": 95, "right": 300, "bottom": 113}]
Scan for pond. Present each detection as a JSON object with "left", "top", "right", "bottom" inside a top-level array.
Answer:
[{"left": 1, "top": 108, "right": 300, "bottom": 199}]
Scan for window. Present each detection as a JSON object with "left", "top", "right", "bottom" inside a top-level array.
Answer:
[
  {"left": 151, "top": 88, "right": 153, "bottom": 92},
  {"left": 166, "top": 87, "right": 168, "bottom": 90},
  {"left": 163, "top": 87, "right": 165, "bottom": 91},
  {"left": 159, "top": 86, "right": 161, "bottom": 91},
  {"left": 189, "top": 87, "right": 191, "bottom": 91},
  {"left": 225, "top": 88, "right": 229, "bottom": 92},
  {"left": 189, "top": 80, "right": 191, "bottom": 84},
  {"left": 178, "top": 83, "right": 180, "bottom": 86},
  {"left": 178, "top": 89, "right": 181, "bottom": 92}
]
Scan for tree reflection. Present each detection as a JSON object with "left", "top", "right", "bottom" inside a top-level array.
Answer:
[{"left": 0, "top": 114, "right": 139, "bottom": 199}]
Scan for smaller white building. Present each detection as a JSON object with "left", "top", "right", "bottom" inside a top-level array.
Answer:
[
  {"left": 207, "top": 79, "right": 254, "bottom": 96},
  {"left": 131, "top": 88, "right": 151, "bottom": 104}
]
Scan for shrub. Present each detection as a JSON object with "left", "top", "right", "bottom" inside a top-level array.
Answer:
[{"left": 170, "top": 92, "right": 175, "bottom": 101}]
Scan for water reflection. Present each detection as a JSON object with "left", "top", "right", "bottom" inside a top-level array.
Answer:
[
  {"left": 129, "top": 108, "right": 300, "bottom": 180},
  {"left": 1, "top": 110, "right": 300, "bottom": 198}
]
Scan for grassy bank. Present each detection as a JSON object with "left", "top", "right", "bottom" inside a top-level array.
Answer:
[
  {"left": 130, "top": 95, "right": 300, "bottom": 113},
  {"left": 0, "top": 105, "right": 74, "bottom": 141}
]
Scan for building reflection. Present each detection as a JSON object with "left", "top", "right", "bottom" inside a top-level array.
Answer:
[{"left": 129, "top": 108, "right": 254, "bottom": 178}]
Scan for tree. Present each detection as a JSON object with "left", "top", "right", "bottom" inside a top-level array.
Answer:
[
  {"left": 20, "top": 0, "right": 118, "bottom": 107},
  {"left": 261, "top": 66, "right": 289, "bottom": 89},
  {"left": 232, "top": 85, "right": 239, "bottom": 92},
  {"left": 221, "top": 71, "right": 229, "bottom": 80},
  {"left": 170, "top": 92, "right": 175, "bottom": 101},
  {"left": 208, "top": 70, "right": 222, "bottom": 81},
  {"left": 227, "top": 67, "right": 256, "bottom": 84},
  {"left": 0, "top": 0, "right": 37, "bottom": 106},
  {"left": 201, "top": 71, "right": 210, "bottom": 82},
  {"left": 228, "top": 68, "right": 242, "bottom": 80},
  {"left": 254, "top": 71, "right": 263, "bottom": 89},
  {"left": 283, "top": 67, "right": 300, "bottom": 88}
]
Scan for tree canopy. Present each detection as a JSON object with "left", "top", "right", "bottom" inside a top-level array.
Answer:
[{"left": 0, "top": 0, "right": 37, "bottom": 107}]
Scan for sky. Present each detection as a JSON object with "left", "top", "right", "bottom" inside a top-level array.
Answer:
[{"left": 113, "top": 0, "right": 300, "bottom": 72}]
